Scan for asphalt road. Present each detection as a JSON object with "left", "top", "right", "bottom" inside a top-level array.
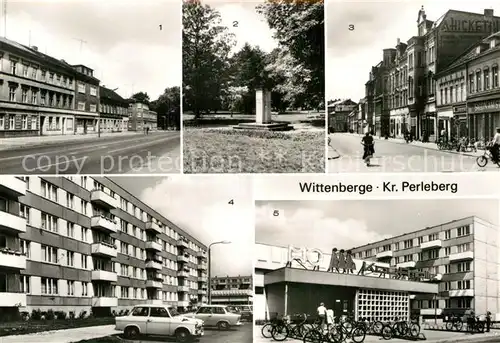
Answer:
[
  {"left": 0, "top": 132, "right": 180, "bottom": 174},
  {"left": 328, "top": 133, "right": 500, "bottom": 173}
]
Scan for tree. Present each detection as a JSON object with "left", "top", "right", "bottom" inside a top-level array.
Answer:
[
  {"left": 151, "top": 87, "right": 181, "bottom": 130},
  {"left": 131, "top": 92, "right": 150, "bottom": 104},
  {"left": 182, "top": 1, "right": 236, "bottom": 118},
  {"left": 257, "top": 1, "right": 324, "bottom": 109}
]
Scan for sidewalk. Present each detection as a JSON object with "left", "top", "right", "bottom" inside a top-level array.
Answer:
[
  {"left": 0, "top": 325, "right": 117, "bottom": 343},
  {"left": 0, "top": 131, "right": 143, "bottom": 151},
  {"left": 343, "top": 132, "right": 483, "bottom": 157}
]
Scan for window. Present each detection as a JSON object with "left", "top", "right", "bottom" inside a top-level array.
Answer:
[
  {"left": 81, "top": 200, "right": 87, "bottom": 215},
  {"left": 41, "top": 180, "right": 58, "bottom": 202},
  {"left": 31, "top": 116, "right": 37, "bottom": 130},
  {"left": 81, "top": 254, "right": 87, "bottom": 269},
  {"left": 458, "top": 262, "right": 471, "bottom": 272},
  {"left": 404, "top": 239, "right": 413, "bottom": 249},
  {"left": 67, "top": 280, "right": 75, "bottom": 295},
  {"left": 444, "top": 265, "right": 450, "bottom": 274},
  {"left": 90, "top": 86, "right": 97, "bottom": 96},
  {"left": 131, "top": 307, "right": 148, "bottom": 316},
  {"left": 31, "top": 89, "right": 38, "bottom": 104},
  {"left": 20, "top": 239, "right": 30, "bottom": 258},
  {"left": 22, "top": 88, "right": 28, "bottom": 103},
  {"left": 428, "top": 233, "right": 438, "bottom": 241},
  {"left": 42, "top": 245, "right": 58, "bottom": 263},
  {"left": 0, "top": 114, "right": 4, "bottom": 129},
  {"left": 445, "top": 230, "right": 451, "bottom": 240},
  {"left": 417, "top": 237, "right": 423, "bottom": 244},
  {"left": 41, "top": 213, "right": 58, "bottom": 232},
  {"left": 67, "top": 222, "right": 74, "bottom": 237},
  {"left": 150, "top": 307, "right": 170, "bottom": 317},
  {"left": 458, "top": 280, "right": 471, "bottom": 289},
  {"left": 81, "top": 227, "right": 88, "bottom": 242},
  {"left": 66, "top": 193, "right": 74, "bottom": 208},
  {"left": 458, "top": 298, "right": 472, "bottom": 308},
  {"left": 77, "top": 102, "right": 85, "bottom": 111},
  {"left": 457, "top": 225, "right": 470, "bottom": 237},
  {"left": 457, "top": 243, "right": 470, "bottom": 253},
  {"left": 469, "top": 74, "right": 474, "bottom": 93},
  {"left": 445, "top": 247, "right": 451, "bottom": 256},
  {"left": 41, "top": 70, "right": 46, "bottom": 81},
  {"left": 484, "top": 69, "right": 490, "bottom": 90},
  {"left": 41, "top": 278, "right": 58, "bottom": 295},
  {"left": 429, "top": 249, "right": 439, "bottom": 259},
  {"left": 444, "top": 282, "right": 450, "bottom": 290},
  {"left": 19, "top": 204, "right": 30, "bottom": 224},
  {"left": 20, "top": 275, "right": 30, "bottom": 293},
  {"left": 78, "top": 83, "right": 86, "bottom": 93},
  {"left": 10, "top": 60, "right": 17, "bottom": 74},
  {"left": 121, "top": 287, "right": 129, "bottom": 298},
  {"left": 90, "top": 104, "right": 97, "bottom": 112},
  {"left": 493, "top": 66, "right": 499, "bottom": 88},
  {"left": 66, "top": 251, "right": 74, "bottom": 266},
  {"left": 9, "top": 85, "right": 16, "bottom": 102},
  {"left": 31, "top": 67, "right": 37, "bottom": 79},
  {"left": 82, "top": 282, "right": 88, "bottom": 296},
  {"left": 476, "top": 72, "right": 482, "bottom": 92},
  {"left": 49, "top": 73, "right": 54, "bottom": 83}
]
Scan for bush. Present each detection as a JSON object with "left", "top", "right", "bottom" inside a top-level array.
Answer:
[
  {"left": 69, "top": 311, "right": 76, "bottom": 319},
  {"left": 45, "top": 309, "right": 55, "bottom": 320},
  {"left": 31, "top": 309, "right": 42, "bottom": 320},
  {"left": 78, "top": 310, "right": 87, "bottom": 319},
  {"left": 21, "top": 311, "right": 30, "bottom": 321},
  {"left": 55, "top": 311, "right": 67, "bottom": 320}
]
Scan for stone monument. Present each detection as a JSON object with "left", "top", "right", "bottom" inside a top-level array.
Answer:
[{"left": 234, "top": 89, "right": 293, "bottom": 131}]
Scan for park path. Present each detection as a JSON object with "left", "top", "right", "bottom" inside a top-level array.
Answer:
[{"left": 0, "top": 324, "right": 117, "bottom": 343}]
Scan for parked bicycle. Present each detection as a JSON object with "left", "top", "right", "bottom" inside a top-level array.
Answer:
[
  {"left": 437, "top": 138, "right": 457, "bottom": 151},
  {"left": 381, "top": 317, "right": 420, "bottom": 340},
  {"left": 358, "top": 318, "right": 384, "bottom": 335},
  {"left": 467, "top": 316, "right": 485, "bottom": 333},
  {"left": 445, "top": 314, "right": 463, "bottom": 331}
]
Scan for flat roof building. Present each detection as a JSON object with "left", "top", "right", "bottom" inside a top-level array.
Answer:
[{"left": 210, "top": 275, "right": 253, "bottom": 306}]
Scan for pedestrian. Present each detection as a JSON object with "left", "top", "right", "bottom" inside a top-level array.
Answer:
[
  {"left": 491, "top": 127, "right": 500, "bottom": 163},
  {"left": 486, "top": 311, "right": 491, "bottom": 332},
  {"left": 327, "top": 248, "right": 340, "bottom": 273},
  {"left": 338, "top": 249, "right": 347, "bottom": 273},
  {"left": 317, "top": 302, "right": 327, "bottom": 331}
]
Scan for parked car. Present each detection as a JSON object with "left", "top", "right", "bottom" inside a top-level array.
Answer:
[
  {"left": 227, "top": 305, "right": 253, "bottom": 321},
  {"left": 115, "top": 304, "right": 204, "bottom": 342},
  {"left": 185, "top": 304, "right": 242, "bottom": 330}
]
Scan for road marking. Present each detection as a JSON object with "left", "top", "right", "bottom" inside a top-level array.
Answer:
[{"left": 106, "top": 136, "right": 179, "bottom": 154}]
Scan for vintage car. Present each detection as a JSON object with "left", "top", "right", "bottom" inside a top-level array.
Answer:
[
  {"left": 227, "top": 305, "right": 253, "bottom": 321},
  {"left": 184, "top": 304, "right": 242, "bottom": 330},
  {"left": 115, "top": 304, "right": 204, "bottom": 342}
]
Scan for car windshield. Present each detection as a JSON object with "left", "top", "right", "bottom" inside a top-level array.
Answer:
[
  {"left": 226, "top": 306, "right": 237, "bottom": 313},
  {"left": 169, "top": 307, "right": 179, "bottom": 316}
]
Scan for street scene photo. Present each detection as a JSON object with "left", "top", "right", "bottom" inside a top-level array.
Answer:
[
  {"left": 0, "top": 1, "right": 181, "bottom": 174},
  {"left": 327, "top": 1, "right": 500, "bottom": 172},
  {"left": 182, "top": 0, "right": 325, "bottom": 173},
  {"left": 0, "top": 175, "right": 253, "bottom": 343},
  {"left": 255, "top": 199, "right": 500, "bottom": 343}
]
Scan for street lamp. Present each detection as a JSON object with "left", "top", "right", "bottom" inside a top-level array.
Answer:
[{"left": 208, "top": 240, "right": 231, "bottom": 305}]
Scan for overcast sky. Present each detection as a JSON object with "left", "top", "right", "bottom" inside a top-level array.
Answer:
[
  {"left": 111, "top": 176, "right": 253, "bottom": 278},
  {"left": 327, "top": 1, "right": 499, "bottom": 101},
  {"left": 256, "top": 199, "right": 499, "bottom": 251},
  {"left": 5, "top": 0, "right": 180, "bottom": 100},
  {"left": 206, "top": 0, "right": 278, "bottom": 54}
]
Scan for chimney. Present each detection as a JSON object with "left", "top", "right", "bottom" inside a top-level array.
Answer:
[
  {"left": 31, "top": 46, "right": 38, "bottom": 51},
  {"left": 397, "top": 38, "right": 400, "bottom": 45},
  {"left": 485, "top": 9, "right": 494, "bottom": 17}
]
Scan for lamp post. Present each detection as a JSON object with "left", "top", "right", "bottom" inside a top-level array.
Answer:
[{"left": 208, "top": 240, "right": 231, "bottom": 305}]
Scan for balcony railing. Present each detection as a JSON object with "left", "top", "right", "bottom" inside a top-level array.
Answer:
[
  {"left": 91, "top": 269, "right": 117, "bottom": 282},
  {"left": 420, "top": 240, "right": 442, "bottom": 250},
  {"left": 177, "top": 255, "right": 189, "bottom": 263},
  {"left": 177, "top": 269, "right": 189, "bottom": 278},
  {"left": 145, "top": 241, "right": 162, "bottom": 251},
  {"left": 90, "top": 190, "right": 118, "bottom": 209},
  {"left": 197, "top": 263, "right": 207, "bottom": 270},
  {"left": 146, "top": 280, "right": 162, "bottom": 288},
  {"left": 449, "top": 289, "right": 474, "bottom": 297},
  {"left": 376, "top": 250, "right": 393, "bottom": 259},
  {"left": 396, "top": 261, "right": 416, "bottom": 269},
  {"left": 177, "top": 239, "right": 189, "bottom": 248},
  {"left": 0, "top": 249, "right": 26, "bottom": 269},
  {"left": 449, "top": 251, "right": 474, "bottom": 262},
  {"left": 197, "top": 251, "right": 207, "bottom": 259},
  {"left": 90, "top": 215, "right": 117, "bottom": 233},
  {"left": 147, "top": 299, "right": 163, "bottom": 305},
  {"left": 0, "top": 291, "right": 26, "bottom": 307},
  {"left": 145, "top": 259, "right": 162, "bottom": 270},
  {"left": 177, "top": 300, "right": 189, "bottom": 307},
  {"left": 0, "top": 211, "right": 26, "bottom": 234},
  {"left": 92, "top": 296, "right": 118, "bottom": 307},
  {"left": 0, "top": 177, "right": 26, "bottom": 197},
  {"left": 91, "top": 241, "right": 118, "bottom": 258},
  {"left": 145, "top": 222, "right": 161, "bottom": 234},
  {"left": 177, "top": 285, "right": 189, "bottom": 292}
]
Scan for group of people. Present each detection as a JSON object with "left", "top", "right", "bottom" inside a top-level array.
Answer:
[{"left": 327, "top": 248, "right": 356, "bottom": 273}]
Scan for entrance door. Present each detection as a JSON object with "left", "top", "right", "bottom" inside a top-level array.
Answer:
[
  {"left": 62, "top": 118, "right": 66, "bottom": 135},
  {"left": 333, "top": 299, "right": 343, "bottom": 320},
  {"left": 40, "top": 116, "right": 46, "bottom": 136}
]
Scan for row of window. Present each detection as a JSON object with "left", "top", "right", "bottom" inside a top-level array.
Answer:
[
  {"left": 394, "top": 243, "right": 472, "bottom": 264},
  {"left": 0, "top": 114, "right": 37, "bottom": 130},
  {"left": 414, "top": 298, "right": 472, "bottom": 309}
]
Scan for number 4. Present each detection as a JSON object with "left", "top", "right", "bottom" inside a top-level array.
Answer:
[{"left": 228, "top": 199, "right": 234, "bottom": 205}]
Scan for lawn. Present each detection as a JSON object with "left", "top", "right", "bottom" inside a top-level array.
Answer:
[
  {"left": 183, "top": 128, "right": 325, "bottom": 173},
  {"left": 0, "top": 317, "right": 115, "bottom": 337}
]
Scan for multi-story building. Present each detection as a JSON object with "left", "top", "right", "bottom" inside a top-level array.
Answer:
[
  {"left": 366, "top": 7, "right": 500, "bottom": 141},
  {"left": 128, "top": 102, "right": 157, "bottom": 132},
  {"left": 73, "top": 65, "right": 100, "bottom": 134},
  {"left": 0, "top": 176, "right": 208, "bottom": 321},
  {"left": 327, "top": 99, "right": 357, "bottom": 132},
  {"left": 210, "top": 275, "right": 252, "bottom": 306},
  {"left": 351, "top": 216, "right": 499, "bottom": 320},
  {"left": 99, "top": 86, "right": 129, "bottom": 133}
]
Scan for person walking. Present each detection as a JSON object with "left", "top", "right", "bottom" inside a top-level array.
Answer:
[
  {"left": 327, "top": 248, "right": 340, "bottom": 273},
  {"left": 317, "top": 302, "right": 327, "bottom": 331},
  {"left": 345, "top": 250, "right": 355, "bottom": 274},
  {"left": 491, "top": 127, "right": 500, "bottom": 163}
]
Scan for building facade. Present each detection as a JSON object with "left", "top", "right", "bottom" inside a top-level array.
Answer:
[
  {"left": 72, "top": 65, "right": 100, "bottom": 135},
  {"left": 0, "top": 176, "right": 208, "bottom": 321},
  {"left": 128, "top": 102, "right": 158, "bottom": 132},
  {"left": 99, "top": 86, "right": 129, "bottom": 133},
  {"left": 210, "top": 275, "right": 252, "bottom": 305},
  {"left": 351, "top": 216, "right": 500, "bottom": 320},
  {"left": 327, "top": 99, "right": 357, "bottom": 132},
  {"left": 366, "top": 7, "right": 500, "bottom": 141}
]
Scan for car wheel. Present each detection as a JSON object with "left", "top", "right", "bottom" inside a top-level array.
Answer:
[
  {"left": 125, "top": 326, "right": 139, "bottom": 338},
  {"left": 218, "top": 321, "right": 230, "bottom": 330},
  {"left": 175, "top": 328, "right": 191, "bottom": 342}
]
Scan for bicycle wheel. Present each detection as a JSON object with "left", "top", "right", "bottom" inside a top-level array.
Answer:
[
  {"left": 327, "top": 326, "right": 343, "bottom": 343},
  {"left": 381, "top": 325, "right": 393, "bottom": 340},
  {"left": 302, "top": 329, "right": 321, "bottom": 343},
  {"left": 455, "top": 321, "right": 463, "bottom": 331},
  {"left": 262, "top": 323, "right": 274, "bottom": 338},
  {"left": 373, "top": 321, "right": 384, "bottom": 335},
  {"left": 476, "top": 322, "right": 485, "bottom": 333},
  {"left": 343, "top": 321, "right": 353, "bottom": 334},
  {"left": 476, "top": 155, "right": 488, "bottom": 167},
  {"left": 409, "top": 323, "right": 420, "bottom": 338},
  {"left": 351, "top": 327, "right": 366, "bottom": 343},
  {"left": 445, "top": 321, "right": 453, "bottom": 331},
  {"left": 271, "top": 324, "right": 289, "bottom": 341}
]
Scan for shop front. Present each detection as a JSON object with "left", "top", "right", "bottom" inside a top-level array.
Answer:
[
  {"left": 389, "top": 108, "right": 409, "bottom": 138},
  {"left": 437, "top": 108, "right": 453, "bottom": 141},
  {"left": 75, "top": 114, "right": 98, "bottom": 135},
  {"left": 467, "top": 98, "right": 500, "bottom": 142},
  {"left": 421, "top": 103, "right": 437, "bottom": 142},
  {"left": 452, "top": 105, "right": 468, "bottom": 138}
]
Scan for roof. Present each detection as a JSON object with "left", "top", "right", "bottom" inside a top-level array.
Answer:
[
  {"left": 199, "top": 304, "right": 227, "bottom": 308},
  {"left": 100, "top": 86, "right": 127, "bottom": 103}
]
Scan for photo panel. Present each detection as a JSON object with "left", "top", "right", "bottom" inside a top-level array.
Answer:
[
  {"left": 0, "top": 175, "right": 253, "bottom": 342},
  {"left": 0, "top": 1, "right": 181, "bottom": 175},
  {"left": 326, "top": 0, "right": 500, "bottom": 173},
  {"left": 182, "top": 0, "right": 326, "bottom": 174},
  {"left": 253, "top": 173, "right": 500, "bottom": 341}
]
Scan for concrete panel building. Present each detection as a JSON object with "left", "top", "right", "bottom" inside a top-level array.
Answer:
[
  {"left": 350, "top": 216, "right": 500, "bottom": 320},
  {"left": 128, "top": 102, "right": 157, "bottom": 132},
  {"left": 210, "top": 275, "right": 252, "bottom": 306},
  {"left": 0, "top": 176, "right": 208, "bottom": 320}
]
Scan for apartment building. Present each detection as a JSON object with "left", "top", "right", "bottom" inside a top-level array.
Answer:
[
  {"left": 365, "top": 7, "right": 500, "bottom": 140},
  {"left": 72, "top": 65, "right": 100, "bottom": 134},
  {"left": 128, "top": 101, "right": 158, "bottom": 132},
  {"left": 99, "top": 86, "right": 129, "bottom": 133},
  {"left": 0, "top": 176, "right": 208, "bottom": 319},
  {"left": 210, "top": 275, "right": 252, "bottom": 306},
  {"left": 351, "top": 216, "right": 500, "bottom": 320}
]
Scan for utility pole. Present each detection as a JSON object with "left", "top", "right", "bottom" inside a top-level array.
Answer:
[{"left": 73, "top": 38, "right": 87, "bottom": 53}]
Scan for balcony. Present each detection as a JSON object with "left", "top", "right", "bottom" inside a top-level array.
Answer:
[
  {"left": 145, "top": 241, "right": 162, "bottom": 252},
  {"left": 91, "top": 242, "right": 117, "bottom": 258},
  {"left": 421, "top": 308, "right": 442, "bottom": 316},
  {"left": 90, "top": 216, "right": 117, "bottom": 233},
  {"left": 198, "top": 289, "right": 207, "bottom": 295},
  {"left": 145, "top": 222, "right": 161, "bottom": 234},
  {"left": 376, "top": 250, "right": 393, "bottom": 259},
  {"left": 177, "top": 286, "right": 189, "bottom": 292},
  {"left": 197, "top": 251, "right": 207, "bottom": 259},
  {"left": 449, "top": 289, "right": 474, "bottom": 297},
  {"left": 0, "top": 211, "right": 26, "bottom": 234},
  {"left": 177, "top": 300, "right": 189, "bottom": 307},
  {"left": 177, "top": 239, "right": 189, "bottom": 248},
  {"left": 449, "top": 251, "right": 474, "bottom": 262},
  {"left": 145, "top": 260, "right": 162, "bottom": 270},
  {"left": 197, "top": 263, "right": 207, "bottom": 271},
  {"left": 0, "top": 292, "right": 26, "bottom": 307},
  {"left": 0, "top": 249, "right": 26, "bottom": 269},
  {"left": 146, "top": 280, "right": 163, "bottom": 288},
  {"left": 198, "top": 276, "right": 208, "bottom": 283},
  {"left": 177, "top": 255, "right": 189, "bottom": 263},
  {"left": 90, "top": 190, "right": 118, "bottom": 209},
  {"left": 91, "top": 270, "right": 117, "bottom": 282},
  {"left": 0, "top": 177, "right": 26, "bottom": 198},
  {"left": 147, "top": 299, "right": 163, "bottom": 305},
  {"left": 397, "top": 261, "right": 416, "bottom": 269},
  {"left": 177, "top": 269, "right": 190, "bottom": 278},
  {"left": 420, "top": 240, "right": 442, "bottom": 250},
  {"left": 92, "top": 296, "right": 118, "bottom": 307}
]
